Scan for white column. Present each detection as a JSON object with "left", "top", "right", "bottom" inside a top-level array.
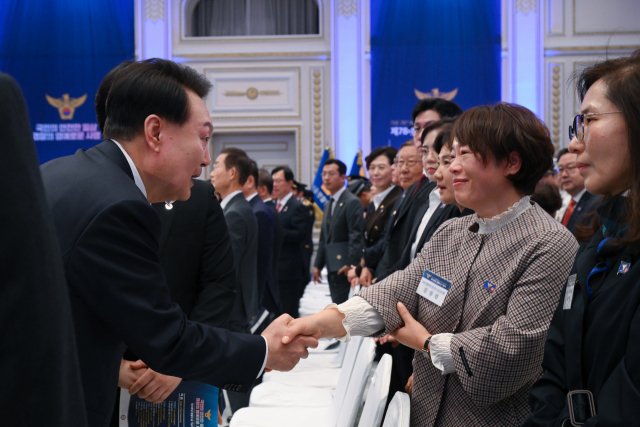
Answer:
[
  {"left": 330, "top": 0, "right": 368, "bottom": 164},
  {"left": 135, "top": 0, "right": 171, "bottom": 60},
  {"left": 503, "top": 0, "right": 543, "bottom": 117}
]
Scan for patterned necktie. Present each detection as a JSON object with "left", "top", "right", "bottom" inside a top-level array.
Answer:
[
  {"left": 562, "top": 198, "right": 576, "bottom": 226},
  {"left": 276, "top": 202, "right": 282, "bottom": 212}
]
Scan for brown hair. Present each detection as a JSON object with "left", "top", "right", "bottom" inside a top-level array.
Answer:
[
  {"left": 220, "top": 147, "right": 252, "bottom": 185},
  {"left": 531, "top": 182, "right": 563, "bottom": 216},
  {"left": 421, "top": 117, "right": 457, "bottom": 145},
  {"left": 432, "top": 122, "right": 456, "bottom": 154},
  {"left": 452, "top": 103, "right": 554, "bottom": 195},
  {"left": 574, "top": 49, "right": 640, "bottom": 248}
]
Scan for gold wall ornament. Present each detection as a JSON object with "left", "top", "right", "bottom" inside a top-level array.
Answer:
[
  {"left": 549, "top": 64, "right": 562, "bottom": 148},
  {"left": 46, "top": 93, "right": 87, "bottom": 120},
  {"left": 222, "top": 88, "right": 283, "bottom": 100},
  {"left": 414, "top": 87, "right": 458, "bottom": 101}
]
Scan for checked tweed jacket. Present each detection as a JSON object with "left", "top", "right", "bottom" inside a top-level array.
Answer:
[{"left": 358, "top": 202, "right": 578, "bottom": 426}]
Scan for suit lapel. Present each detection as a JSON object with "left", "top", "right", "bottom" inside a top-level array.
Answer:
[
  {"left": 416, "top": 204, "right": 446, "bottom": 252},
  {"left": 94, "top": 140, "right": 134, "bottom": 182}
]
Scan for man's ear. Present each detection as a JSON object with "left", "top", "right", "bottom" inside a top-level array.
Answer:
[
  {"left": 143, "top": 114, "right": 162, "bottom": 153},
  {"left": 504, "top": 151, "right": 522, "bottom": 177}
]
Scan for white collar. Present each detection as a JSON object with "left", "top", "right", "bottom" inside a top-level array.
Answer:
[
  {"left": 220, "top": 190, "right": 243, "bottom": 209},
  {"left": 277, "top": 192, "right": 294, "bottom": 207},
  {"left": 245, "top": 192, "right": 259, "bottom": 202},
  {"left": 429, "top": 186, "right": 441, "bottom": 205},
  {"left": 372, "top": 185, "right": 395, "bottom": 210},
  {"left": 572, "top": 188, "right": 587, "bottom": 203},
  {"left": 112, "top": 139, "right": 147, "bottom": 199},
  {"left": 474, "top": 196, "right": 531, "bottom": 235},
  {"left": 330, "top": 186, "right": 347, "bottom": 202},
  {"left": 264, "top": 197, "right": 272, "bottom": 203}
]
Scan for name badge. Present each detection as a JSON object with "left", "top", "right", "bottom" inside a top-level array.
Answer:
[
  {"left": 563, "top": 274, "right": 577, "bottom": 310},
  {"left": 417, "top": 269, "right": 451, "bottom": 307}
]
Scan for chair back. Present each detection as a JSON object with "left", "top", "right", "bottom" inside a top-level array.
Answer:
[
  {"left": 357, "top": 354, "right": 393, "bottom": 427},
  {"left": 381, "top": 392, "right": 410, "bottom": 427}
]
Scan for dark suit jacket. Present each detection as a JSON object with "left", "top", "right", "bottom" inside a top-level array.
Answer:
[
  {"left": 301, "top": 199, "right": 316, "bottom": 281},
  {"left": 248, "top": 194, "right": 280, "bottom": 314},
  {"left": 266, "top": 202, "right": 284, "bottom": 311},
  {"left": 376, "top": 177, "right": 436, "bottom": 280},
  {"left": 315, "top": 189, "right": 365, "bottom": 271},
  {"left": 223, "top": 192, "right": 259, "bottom": 333},
  {"left": 40, "top": 140, "right": 265, "bottom": 426},
  {"left": 363, "top": 196, "right": 403, "bottom": 271},
  {"left": 566, "top": 191, "right": 599, "bottom": 234},
  {"left": 363, "top": 185, "right": 403, "bottom": 248},
  {"left": 277, "top": 195, "right": 308, "bottom": 282},
  {"left": 1, "top": 72, "right": 87, "bottom": 427},
  {"left": 152, "top": 180, "right": 236, "bottom": 328}
]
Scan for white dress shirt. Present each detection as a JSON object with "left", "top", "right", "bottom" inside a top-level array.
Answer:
[
  {"left": 372, "top": 185, "right": 396, "bottom": 210},
  {"left": 245, "top": 192, "right": 259, "bottom": 202},
  {"left": 409, "top": 188, "right": 441, "bottom": 260},
  {"left": 112, "top": 139, "right": 147, "bottom": 199},
  {"left": 276, "top": 192, "right": 294, "bottom": 210},
  {"left": 220, "top": 190, "right": 243, "bottom": 209}
]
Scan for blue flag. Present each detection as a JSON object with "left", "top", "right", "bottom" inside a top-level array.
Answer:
[
  {"left": 312, "top": 147, "right": 332, "bottom": 210},
  {"left": 349, "top": 149, "right": 366, "bottom": 178}
]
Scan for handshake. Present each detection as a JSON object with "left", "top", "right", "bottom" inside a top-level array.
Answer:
[{"left": 261, "top": 309, "right": 348, "bottom": 372}]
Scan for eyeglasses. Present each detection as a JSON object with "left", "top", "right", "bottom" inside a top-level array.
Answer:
[
  {"left": 394, "top": 158, "right": 422, "bottom": 168},
  {"left": 321, "top": 171, "right": 340, "bottom": 178},
  {"left": 412, "top": 121, "right": 436, "bottom": 135},
  {"left": 556, "top": 164, "right": 578, "bottom": 174},
  {"left": 568, "top": 111, "right": 622, "bottom": 141}
]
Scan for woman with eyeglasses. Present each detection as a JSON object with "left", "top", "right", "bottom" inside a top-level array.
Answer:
[
  {"left": 523, "top": 50, "right": 640, "bottom": 427},
  {"left": 279, "top": 103, "right": 577, "bottom": 426}
]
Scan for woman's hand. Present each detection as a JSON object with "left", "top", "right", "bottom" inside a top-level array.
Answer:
[
  {"left": 389, "top": 302, "right": 431, "bottom": 351},
  {"left": 360, "top": 267, "right": 373, "bottom": 287},
  {"left": 405, "top": 374, "right": 414, "bottom": 396},
  {"left": 283, "top": 308, "right": 347, "bottom": 344}
]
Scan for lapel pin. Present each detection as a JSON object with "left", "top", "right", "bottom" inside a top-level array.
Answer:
[
  {"left": 618, "top": 261, "right": 631, "bottom": 275},
  {"left": 284, "top": 206, "right": 288, "bottom": 211},
  {"left": 339, "top": 203, "right": 343, "bottom": 207},
  {"left": 380, "top": 204, "right": 384, "bottom": 210},
  {"left": 483, "top": 281, "right": 496, "bottom": 292},
  {"left": 165, "top": 201, "right": 174, "bottom": 210}
]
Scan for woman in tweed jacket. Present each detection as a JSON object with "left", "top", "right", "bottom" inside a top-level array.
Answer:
[{"left": 284, "top": 103, "right": 578, "bottom": 426}]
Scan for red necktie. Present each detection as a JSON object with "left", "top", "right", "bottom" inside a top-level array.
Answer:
[
  {"left": 562, "top": 199, "right": 576, "bottom": 226},
  {"left": 276, "top": 202, "right": 282, "bottom": 212}
]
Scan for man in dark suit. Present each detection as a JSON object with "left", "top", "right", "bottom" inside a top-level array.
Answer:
[
  {"left": 300, "top": 192, "right": 316, "bottom": 290},
  {"left": 1, "top": 72, "right": 88, "bottom": 427},
  {"left": 312, "top": 159, "right": 365, "bottom": 304},
  {"left": 272, "top": 166, "right": 308, "bottom": 318},
  {"left": 40, "top": 59, "right": 315, "bottom": 426},
  {"left": 243, "top": 160, "right": 281, "bottom": 324},
  {"left": 210, "top": 148, "right": 259, "bottom": 334},
  {"left": 557, "top": 148, "right": 598, "bottom": 234},
  {"left": 258, "top": 169, "right": 283, "bottom": 300}
]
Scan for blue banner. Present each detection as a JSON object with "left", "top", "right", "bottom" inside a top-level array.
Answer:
[
  {"left": 349, "top": 149, "right": 366, "bottom": 178},
  {"left": 370, "top": 0, "right": 501, "bottom": 150},
  {"left": 0, "top": 0, "right": 134, "bottom": 164},
  {"left": 312, "top": 147, "right": 332, "bottom": 210}
]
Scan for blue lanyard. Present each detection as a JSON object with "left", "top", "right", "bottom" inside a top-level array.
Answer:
[{"left": 585, "top": 237, "right": 611, "bottom": 300}]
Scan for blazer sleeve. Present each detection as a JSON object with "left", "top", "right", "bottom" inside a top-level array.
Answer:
[
  {"left": 282, "top": 203, "right": 307, "bottom": 242},
  {"left": 255, "top": 209, "right": 275, "bottom": 295},
  {"left": 450, "top": 229, "right": 578, "bottom": 408},
  {"left": 314, "top": 205, "right": 328, "bottom": 269},
  {"left": 66, "top": 200, "right": 265, "bottom": 392},
  {"left": 346, "top": 199, "right": 365, "bottom": 266},
  {"left": 225, "top": 208, "right": 248, "bottom": 272},
  {"left": 189, "top": 186, "right": 237, "bottom": 328}
]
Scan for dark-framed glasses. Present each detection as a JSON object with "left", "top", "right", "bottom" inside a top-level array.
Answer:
[{"left": 568, "top": 111, "right": 622, "bottom": 141}]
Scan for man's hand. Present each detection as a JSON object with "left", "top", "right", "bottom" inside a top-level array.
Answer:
[
  {"left": 405, "top": 374, "right": 414, "bottom": 396},
  {"left": 389, "top": 302, "right": 431, "bottom": 351},
  {"left": 128, "top": 368, "right": 182, "bottom": 404},
  {"left": 118, "top": 359, "right": 148, "bottom": 389},
  {"left": 373, "top": 334, "right": 399, "bottom": 348},
  {"left": 336, "top": 265, "right": 350, "bottom": 276},
  {"left": 312, "top": 267, "right": 322, "bottom": 284},
  {"left": 347, "top": 266, "right": 359, "bottom": 289},
  {"left": 360, "top": 267, "right": 373, "bottom": 287},
  {"left": 262, "top": 314, "right": 319, "bottom": 372}
]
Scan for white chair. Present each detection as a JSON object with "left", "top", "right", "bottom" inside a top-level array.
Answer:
[
  {"left": 230, "top": 338, "right": 377, "bottom": 427},
  {"left": 309, "top": 338, "right": 341, "bottom": 354},
  {"left": 357, "top": 354, "right": 392, "bottom": 427},
  {"left": 294, "top": 340, "right": 347, "bottom": 370},
  {"left": 381, "top": 392, "right": 410, "bottom": 427},
  {"left": 250, "top": 337, "right": 361, "bottom": 408}
]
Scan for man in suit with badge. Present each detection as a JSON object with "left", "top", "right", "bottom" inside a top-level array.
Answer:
[
  {"left": 272, "top": 166, "right": 308, "bottom": 317},
  {"left": 312, "top": 159, "right": 365, "bottom": 304},
  {"left": 40, "top": 59, "right": 316, "bottom": 427},
  {"left": 556, "top": 148, "right": 598, "bottom": 234},
  {"left": 210, "top": 148, "right": 259, "bottom": 334}
]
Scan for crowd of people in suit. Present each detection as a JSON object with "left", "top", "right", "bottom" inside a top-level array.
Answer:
[{"left": 4, "top": 49, "right": 640, "bottom": 427}]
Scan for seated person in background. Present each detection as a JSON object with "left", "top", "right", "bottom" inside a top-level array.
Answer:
[
  {"left": 530, "top": 181, "right": 563, "bottom": 218},
  {"left": 283, "top": 103, "right": 578, "bottom": 427}
]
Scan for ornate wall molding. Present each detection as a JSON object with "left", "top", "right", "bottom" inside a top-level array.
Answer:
[
  {"left": 337, "top": 0, "right": 357, "bottom": 18},
  {"left": 548, "top": 63, "right": 562, "bottom": 150},
  {"left": 516, "top": 0, "right": 537, "bottom": 15},
  {"left": 311, "top": 67, "right": 324, "bottom": 174},
  {"left": 145, "top": 0, "right": 165, "bottom": 22}
]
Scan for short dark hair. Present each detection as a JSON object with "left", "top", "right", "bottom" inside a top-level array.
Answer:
[
  {"left": 365, "top": 146, "right": 397, "bottom": 170},
  {"left": 271, "top": 166, "right": 294, "bottom": 182},
  {"left": 220, "top": 147, "right": 252, "bottom": 186},
  {"left": 400, "top": 140, "right": 416, "bottom": 149},
  {"left": 411, "top": 99, "right": 463, "bottom": 123},
  {"left": 556, "top": 148, "right": 570, "bottom": 162},
  {"left": 531, "top": 182, "right": 563, "bottom": 216},
  {"left": 303, "top": 189, "right": 314, "bottom": 201},
  {"left": 258, "top": 169, "right": 273, "bottom": 193},
  {"left": 323, "top": 158, "right": 347, "bottom": 176},
  {"left": 433, "top": 123, "right": 455, "bottom": 154},
  {"left": 452, "top": 103, "right": 554, "bottom": 195},
  {"left": 103, "top": 58, "right": 212, "bottom": 141},
  {"left": 95, "top": 60, "right": 135, "bottom": 134},
  {"left": 421, "top": 117, "right": 457, "bottom": 145},
  {"left": 248, "top": 159, "right": 259, "bottom": 189}
]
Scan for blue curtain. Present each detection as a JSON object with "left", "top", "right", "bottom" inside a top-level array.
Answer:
[
  {"left": 0, "top": 0, "right": 134, "bottom": 163},
  {"left": 370, "top": 0, "right": 501, "bottom": 149}
]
